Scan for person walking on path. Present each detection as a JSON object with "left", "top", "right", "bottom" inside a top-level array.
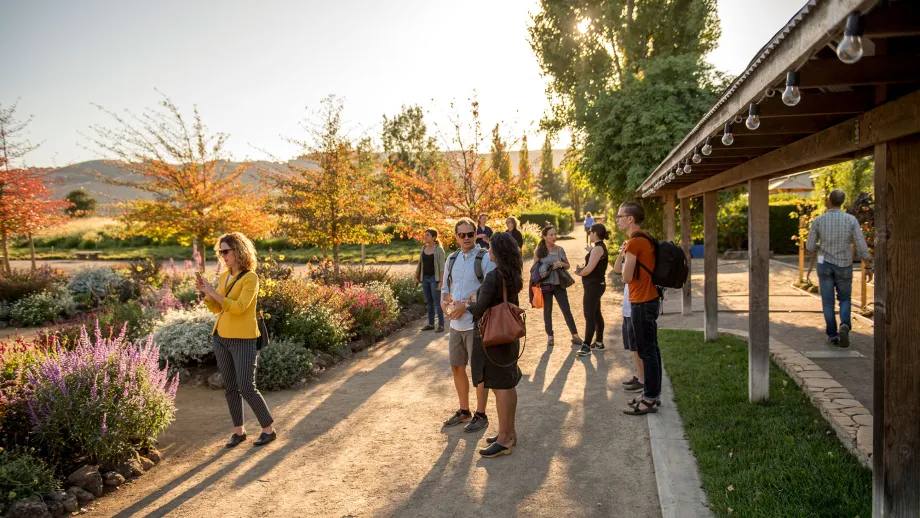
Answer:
[
  {"left": 416, "top": 228, "right": 446, "bottom": 333},
  {"left": 574, "top": 223, "right": 609, "bottom": 357},
  {"left": 612, "top": 203, "right": 662, "bottom": 416},
  {"left": 583, "top": 212, "right": 595, "bottom": 247},
  {"left": 197, "top": 232, "right": 277, "bottom": 447},
  {"left": 441, "top": 218, "right": 495, "bottom": 432},
  {"left": 465, "top": 232, "right": 523, "bottom": 457},
  {"left": 805, "top": 189, "right": 873, "bottom": 348},
  {"left": 535, "top": 224, "right": 583, "bottom": 348},
  {"left": 476, "top": 213, "right": 494, "bottom": 249},
  {"left": 505, "top": 216, "right": 524, "bottom": 250}
]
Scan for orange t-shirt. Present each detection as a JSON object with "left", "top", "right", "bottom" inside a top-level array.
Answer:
[{"left": 624, "top": 230, "right": 658, "bottom": 303}]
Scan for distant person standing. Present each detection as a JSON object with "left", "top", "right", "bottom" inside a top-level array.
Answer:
[
  {"left": 476, "top": 214, "right": 494, "bottom": 249},
  {"left": 505, "top": 216, "right": 524, "bottom": 250},
  {"left": 805, "top": 189, "right": 873, "bottom": 348},
  {"left": 583, "top": 212, "right": 595, "bottom": 247},
  {"left": 416, "top": 228, "right": 446, "bottom": 333}
]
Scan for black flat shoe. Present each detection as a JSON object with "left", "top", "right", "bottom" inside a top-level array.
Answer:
[
  {"left": 225, "top": 433, "right": 247, "bottom": 448},
  {"left": 479, "top": 442, "right": 512, "bottom": 458},
  {"left": 253, "top": 431, "right": 276, "bottom": 446}
]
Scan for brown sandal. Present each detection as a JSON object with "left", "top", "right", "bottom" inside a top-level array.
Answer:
[{"left": 624, "top": 399, "right": 660, "bottom": 415}]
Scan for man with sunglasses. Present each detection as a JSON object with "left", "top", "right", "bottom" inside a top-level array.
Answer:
[{"left": 440, "top": 217, "right": 495, "bottom": 432}]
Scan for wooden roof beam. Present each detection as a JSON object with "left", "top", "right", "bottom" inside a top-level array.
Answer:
[
  {"left": 800, "top": 55, "right": 920, "bottom": 88},
  {"left": 863, "top": 1, "right": 920, "bottom": 38},
  {"left": 731, "top": 116, "right": 846, "bottom": 136},
  {"left": 677, "top": 89, "right": 920, "bottom": 199},
  {"left": 758, "top": 90, "right": 874, "bottom": 117}
]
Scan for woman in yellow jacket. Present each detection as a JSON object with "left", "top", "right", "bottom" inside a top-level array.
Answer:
[{"left": 196, "top": 232, "right": 276, "bottom": 448}]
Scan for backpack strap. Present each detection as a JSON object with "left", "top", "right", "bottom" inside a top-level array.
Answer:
[
  {"left": 473, "top": 249, "right": 487, "bottom": 283},
  {"left": 446, "top": 250, "right": 460, "bottom": 290},
  {"left": 633, "top": 233, "right": 658, "bottom": 280}
]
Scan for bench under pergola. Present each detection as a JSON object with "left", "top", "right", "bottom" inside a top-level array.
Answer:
[{"left": 636, "top": 1, "right": 920, "bottom": 514}]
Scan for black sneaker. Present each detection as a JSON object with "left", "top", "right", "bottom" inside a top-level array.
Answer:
[
  {"left": 443, "top": 409, "right": 472, "bottom": 427},
  {"left": 838, "top": 324, "right": 850, "bottom": 348},
  {"left": 436, "top": 326, "right": 445, "bottom": 333},
  {"left": 621, "top": 376, "right": 640, "bottom": 388},
  {"left": 829, "top": 336, "right": 841, "bottom": 346},
  {"left": 623, "top": 380, "right": 644, "bottom": 393},
  {"left": 575, "top": 343, "right": 592, "bottom": 357},
  {"left": 463, "top": 412, "right": 489, "bottom": 432},
  {"left": 590, "top": 341, "right": 605, "bottom": 350},
  {"left": 421, "top": 324, "right": 435, "bottom": 331}
]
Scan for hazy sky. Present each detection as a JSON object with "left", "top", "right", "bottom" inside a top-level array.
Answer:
[{"left": 2, "top": 0, "right": 807, "bottom": 166}]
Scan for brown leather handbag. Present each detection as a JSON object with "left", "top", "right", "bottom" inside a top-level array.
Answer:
[{"left": 478, "top": 273, "right": 527, "bottom": 368}]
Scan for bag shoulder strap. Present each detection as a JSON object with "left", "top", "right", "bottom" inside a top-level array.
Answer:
[
  {"left": 632, "top": 233, "right": 657, "bottom": 279},
  {"left": 446, "top": 250, "right": 460, "bottom": 289},
  {"left": 474, "top": 249, "right": 487, "bottom": 282},
  {"left": 223, "top": 270, "right": 249, "bottom": 295}
]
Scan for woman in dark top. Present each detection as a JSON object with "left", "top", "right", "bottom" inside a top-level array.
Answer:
[
  {"left": 476, "top": 213, "right": 493, "bottom": 249},
  {"left": 574, "top": 223, "right": 611, "bottom": 357},
  {"left": 469, "top": 231, "right": 523, "bottom": 458},
  {"left": 505, "top": 216, "right": 524, "bottom": 250},
  {"left": 415, "top": 229, "right": 446, "bottom": 332}
]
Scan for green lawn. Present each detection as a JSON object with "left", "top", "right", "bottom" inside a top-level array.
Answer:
[
  {"left": 659, "top": 330, "right": 871, "bottom": 518},
  {"left": 8, "top": 241, "right": 423, "bottom": 264}
]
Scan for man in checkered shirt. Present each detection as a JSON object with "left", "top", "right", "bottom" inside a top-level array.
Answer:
[{"left": 805, "top": 189, "right": 873, "bottom": 348}]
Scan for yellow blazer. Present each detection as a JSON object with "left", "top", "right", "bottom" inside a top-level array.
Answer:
[{"left": 205, "top": 270, "right": 261, "bottom": 339}]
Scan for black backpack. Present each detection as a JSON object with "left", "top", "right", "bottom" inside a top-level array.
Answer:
[{"left": 634, "top": 234, "right": 689, "bottom": 290}]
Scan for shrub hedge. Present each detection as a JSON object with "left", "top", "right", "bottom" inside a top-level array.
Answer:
[{"left": 519, "top": 200, "right": 575, "bottom": 234}]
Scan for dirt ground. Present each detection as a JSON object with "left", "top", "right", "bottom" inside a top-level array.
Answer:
[{"left": 86, "top": 237, "right": 662, "bottom": 518}]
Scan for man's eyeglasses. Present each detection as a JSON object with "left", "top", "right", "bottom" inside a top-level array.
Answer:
[
  {"left": 219, "top": 249, "right": 232, "bottom": 256},
  {"left": 458, "top": 231, "right": 475, "bottom": 239},
  {"left": 615, "top": 214, "right": 628, "bottom": 220}
]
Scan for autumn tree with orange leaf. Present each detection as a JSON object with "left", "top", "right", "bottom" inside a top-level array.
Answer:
[
  {"left": 267, "top": 96, "right": 392, "bottom": 274},
  {"left": 85, "top": 94, "right": 272, "bottom": 271},
  {"left": 388, "top": 97, "right": 527, "bottom": 241}
]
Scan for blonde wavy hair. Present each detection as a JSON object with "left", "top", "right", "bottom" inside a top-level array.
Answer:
[{"left": 214, "top": 232, "right": 258, "bottom": 272}]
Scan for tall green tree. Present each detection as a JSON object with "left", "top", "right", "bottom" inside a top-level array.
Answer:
[
  {"left": 490, "top": 123, "right": 512, "bottom": 182},
  {"left": 65, "top": 189, "right": 97, "bottom": 218},
  {"left": 538, "top": 134, "right": 565, "bottom": 203},
  {"left": 381, "top": 105, "right": 442, "bottom": 176},
  {"left": 518, "top": 136, "right": 534, "bottom": 205}
]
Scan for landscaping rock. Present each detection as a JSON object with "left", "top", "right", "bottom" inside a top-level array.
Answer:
[
  {"left": 139, "top": 456, "right": 155, "bottom": 471},
  {"left": 66, "top": 465, "right": 103, "bottom": 497},
  {"left": 65, "top": 486, "right": 94, "bottom": 505},
  {"left": 208, "top": 372, "right": 225, "bottom": 390},
  {"left": 176, "top": 367, "right": 191, "bottom": 382},
  {"left": 145, "top": 448, "right": 162, "bottom": 464},
  {"left": 44, "top": 492, "right": 76, "bottom": 513},
  {"left": 4, "top": 496, "right": 51, "bottom": 518},
  {"left": 314, "top": 352, "right": 335, "bottom": 369},
  {"left": 116, "top": 458, "right": 145, "bottom": 479},
  {"left": 103, "top": 471, "right": 125, "bottom": 487},
  {"left": 348, "top": 341, "right": 365, "bottom": 353},
  {"left": 337, "top": 347, "right": 353, "bottom": 360},
  {"left": 43, "top": 500, "right": 65, "bottom": 518}
]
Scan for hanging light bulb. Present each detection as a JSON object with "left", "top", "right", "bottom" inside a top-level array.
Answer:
[
  {"left": 722, "top": 123, "right": 734, "bottom": 146},
  {"left": 836, "top": 13, "right": 864, "bottom": 64},
  {"left": 746, "top": 103, "right": 761, "bottom": 130},
  {"left": 782, "top": 71, "right": 802, "bottom": 106},
  {"left": 683, "top": 160, "right": 692, "bottom": 174},
  {"left": 701, "top": 136, "right": 713, "bottom": 155},
  {"left": 692, "top": 147, "right": 702, "bottom": 164}
]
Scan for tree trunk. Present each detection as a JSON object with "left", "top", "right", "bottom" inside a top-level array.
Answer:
[
  {"left": 29, "top": 232, "right": 36, "bottom": 271},
  {"left": 197, "top": 236, "right": 207, "bottom": 273},
  {"left": 333, "top": 244, "right": 340, "bottom": 276},
  {"left": 0, "top": 222, "right": 10, "bottom": 276}
]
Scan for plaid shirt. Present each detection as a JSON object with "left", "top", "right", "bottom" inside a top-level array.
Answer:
[{"left": 805, "top": 209, "right": 871, "bottom": 268}]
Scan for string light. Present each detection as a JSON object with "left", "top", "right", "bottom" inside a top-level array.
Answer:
[
  {"left": 692, "top": 147, "right": 702, "bottom": 164},
  {"left": 722, "top": 123, "right": 734, "bottom": 146},
  {"left": 836, "top": 13, "right": 864, "bottom": 64},
  {"left": 683, "top": 160, "right": 692, "bottom": 174},
  {"left": 746, "top": 103, "right": 761, "bottom": 130},
  {"left": 782, "top": 71, "right": 802, "bottom": 106},
  {"left": 701, "top": 136, "right": 713, "bottom": 155}
]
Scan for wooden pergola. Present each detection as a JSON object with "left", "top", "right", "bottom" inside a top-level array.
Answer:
[{"left": 637, "top": 1, "right": 920, "bottom": 515}]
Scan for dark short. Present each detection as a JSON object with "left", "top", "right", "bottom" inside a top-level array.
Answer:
[{"left": 622, "top": 317, "right": 637, "bottom": 351}]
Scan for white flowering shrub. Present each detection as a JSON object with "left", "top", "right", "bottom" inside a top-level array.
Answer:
[
  {"left": 9, "top": 287, "right": 77, "bottom": 326},
  {"left": 151, "top": 305, "right": 215, "bottom": 367},
  {"left": 68, "top": 266, "right": 125, "bottom": 302}
]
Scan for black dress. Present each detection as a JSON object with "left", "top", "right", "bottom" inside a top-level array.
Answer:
[{"left": 470, "top": 270, "right": 523, "bottom": 390}]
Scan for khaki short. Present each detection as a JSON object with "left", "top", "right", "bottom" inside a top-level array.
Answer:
[{"left": 448, "top": 328, "right": 475, "bottom": 367}]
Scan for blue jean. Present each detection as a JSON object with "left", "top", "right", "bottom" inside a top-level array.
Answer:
[
  {"left": 817, "top": 262, "right": 853, "bottom": 338},
  {"left": 421, "top": 275, "right": 444, "bottom": 326}
]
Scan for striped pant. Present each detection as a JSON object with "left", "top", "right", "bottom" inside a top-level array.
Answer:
[{"left": 213, "top": 334, "right": 274, "bottom": 428}]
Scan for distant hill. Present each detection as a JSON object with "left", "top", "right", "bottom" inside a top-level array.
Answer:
[{"left": 47, "top": 149, "right": 570, "bottom": 213}]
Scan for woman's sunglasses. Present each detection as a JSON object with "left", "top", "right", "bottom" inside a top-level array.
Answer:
[
  {"left": 219, "top": 249, "right": 232, "bottom": 256},
  {"left": 458, "top": 231, "right": 475, "bottom": 239}
]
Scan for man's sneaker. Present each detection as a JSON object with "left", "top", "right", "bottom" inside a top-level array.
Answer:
[
  {"left": 575, "top": 343, "right": 592, "bottom": 357},
  {"left": 463, "top": 412, "right": 489, "bottom": 432},
  {"left": 421, "top": 324, "right": 435, "bottom": 331},
  {"left": 443, "top": 409, "right": 472, "bottom": 427},
  {"left": 621, "top": 376, "right": 640, "bottom": 387},
  {"left": 623, "top": 380, "right": 645, "bottom": 393},
  {"left": 838, "top": 324, "right": 850, "bottom": 348},
  {"left": 590, "top": 341, "right": 605, "bottom": 350},
  {"left": 829, "top": 336, "right": 841, "bottom": 346},
  {"left": 436, "top": 326, "right": 445, "bottom": 333}
]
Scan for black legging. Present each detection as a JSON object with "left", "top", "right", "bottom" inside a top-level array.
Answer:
[{"left": 583, "top": 283, "right": 606, "bottom": 344}]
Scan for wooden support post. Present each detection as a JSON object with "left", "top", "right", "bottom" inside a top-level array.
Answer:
[
  {"left": 680, "top": 197, "right": 692, "bottom": 316},
  {"left": 664, "top": 194, "right": 676, "bottom": 243},
  {"left": 861, "top": 261, "right": 868, "bottom": 309},
  {"left": 873, "top": 134, "right": 920, "bottom": 517},
  {"left": 748, "top": 178, "right": 770, "bottom": 402},
  {"left": 798, "top": 237, "right": 805, "bottom": 283},
  {"left": 704, "top": 191, "right": 719, "bottom": 341}
]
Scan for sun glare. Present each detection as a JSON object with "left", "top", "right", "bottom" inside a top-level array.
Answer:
[{"left": 577, "top": 18, "right": 591, "bottom": 34}]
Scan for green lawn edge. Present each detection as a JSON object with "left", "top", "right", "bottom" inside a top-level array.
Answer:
[{"left": 659, "top": 329, "right": 871, "bottom": 518}]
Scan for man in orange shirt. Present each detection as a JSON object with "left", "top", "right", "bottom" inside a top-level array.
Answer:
[{"left": 612, "top": 202, "right": 662, "bottom": 415}]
